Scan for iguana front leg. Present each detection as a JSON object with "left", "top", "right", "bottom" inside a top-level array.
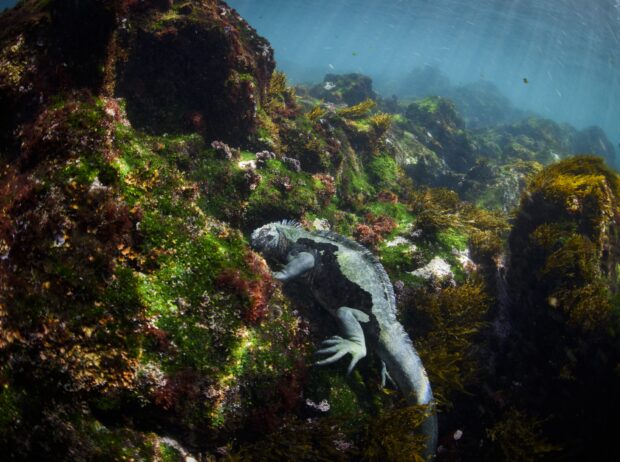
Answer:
[
  {"left": 272, "top": 251, "right": 315, "bottom": 281},
  {"left": 316, "top": 307, "right": 369, "bottom": 375}
]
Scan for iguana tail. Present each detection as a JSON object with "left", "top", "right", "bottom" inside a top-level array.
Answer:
[{"left": 378, "top": 323, "right": 438, "bottom": 460}]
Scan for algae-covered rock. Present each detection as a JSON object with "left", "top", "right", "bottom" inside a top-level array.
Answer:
[
  {"left": 397, "top": 66, "right": 525, "bottom": 129},
  {"left": 388, "top": 123, "right": 458, "bottom": 188},
  {"left": 0, "top": 0, "right": 118, "bottom": 157},
  {"left": 503, "top": 156, "right": 620, "bottom": 458},
  {"left": 459, "top": 158, "right": 543, "bottom": 211},
  {"left": 404, "top": 97, "right": 476, "bottom": 172},
  {"left": 449, "top": 80, "right": 524, "bottom": 129},
  {"left": 473, "top": 116, "right": 576, "bottom": 165},
  {"left": 0, "top": 0, "right": 274, "bottom": 156},
  {"left": 309, "top": 73, "right": 377, "bottom": 106},
  {"left": 115, "top": 1, "right": 275, "bottom": 143},
  {"left": 0, "top": 95, "right": 315, "bottom": 459},
  {"left": 509, "top": 156, "right": 620, "bottom": 328}
]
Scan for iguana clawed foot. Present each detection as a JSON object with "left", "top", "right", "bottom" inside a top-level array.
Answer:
[
  {"left": 381, "top": 361, "right": 396, "bottom": 387},
  {"left": 316, "top": 335, "right": 367, "bottom": 375},
  {"left": 315, "top": 306, "right": 369, "bottom": 375}
]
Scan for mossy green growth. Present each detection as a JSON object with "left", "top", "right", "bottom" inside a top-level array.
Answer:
[
  {"left": 159, "top": 442, "right": 182, "bottom": 462},
  {"left": 90, "top": 102, "right": 311, "bottom": 433},
  {"left": 367, "top": 154, "right": 400, "bottom": 192},
  {"left": 415, "top": 96, "right": 442, "bottom": 114},
  {"left": 245, "top": 159, "right": 324, "bottom": 227},
  {"left": 437, "top": 228, "right": 468, "bottom": 252},
  {"left": 512, "top": 156, "right": 620, "bottom": 331},
  {"left": 378, "top": 241, "right": 418, "bottom": 282},
  {"left": 364, "top": 201, "right": 413, "bottom": 228},
  {"left": 149, "top": 9, "right": 181, "bottom": 31},
  {"left": 78, "top": 418, "right": 161, "bottom": 460},
  {"left": 405, "top": 282, "right": 490, "bottom": 406},
  {"left": 391, "top": 113, "right": 406, "bottom": 125},
  {"left": 486, "top": 408, "right": 561, "bottom": 461},
  {"left": 362, "top": 404, "right": 430, "bottom": 462},
  {"left": 305, "top": 368, "right": 368, "bottom": 420},
  {"left": 339, "top": 164, "right": 375, "bottom": 208}
]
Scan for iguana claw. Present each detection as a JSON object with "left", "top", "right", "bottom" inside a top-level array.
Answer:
[{"left": 315, "top": 335, "right": 367, "bottom": 375}]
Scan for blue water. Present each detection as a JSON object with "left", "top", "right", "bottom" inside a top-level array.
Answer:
[
  {"left": 0, "top": 0, "right": 14, "bottom": 10},
  {"left": 227, "top": 0, "right": 620, "bottom": 165}
]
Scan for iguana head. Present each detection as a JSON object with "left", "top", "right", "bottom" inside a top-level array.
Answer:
[{"left": 251, "top": 222, "right": 287, "bottom": 261}]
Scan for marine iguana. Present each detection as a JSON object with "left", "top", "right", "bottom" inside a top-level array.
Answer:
[{"left": 251, "top": 220, "right": 438, "bottom": 459}]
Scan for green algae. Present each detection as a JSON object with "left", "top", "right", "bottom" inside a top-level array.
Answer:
[
  {"left": 378, "top": 242, "right": 418, "bottom": 282},
  {"left": 407, "top": 282, "right": 490, "bottom": 406},
  {"left": 245, "top": 158, "right": 324, "bottom": 227},
  {"left": 436, "top": 228, "right": 468, "bottom": 252},
  {"left": 511, "top": 156, "right": 620, "bottom": 331},
  {"left": 367, "top": 154, "right": 400, "bottom": 192},
  {"left": 362, "top": 404, "right": 431, "bottom": 462},
  {"left": 486, "top": 409, "right": 561, "bottom": 461},
  {"left": 365, "top": 201, "right": 412, "bottom": 227}
]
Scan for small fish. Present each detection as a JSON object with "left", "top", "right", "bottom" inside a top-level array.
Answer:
[
  {"left": 352, "top": 51, "right": 358, "bottom": 56},
  {"left": 328, "top": 63, "right": 335, "bottom": 70},
  {"left": 523, "top": 77, "right": 529, "bottom": 84},
  {"left": 555, "top": 88, "right": 562, "bottom": 97}
]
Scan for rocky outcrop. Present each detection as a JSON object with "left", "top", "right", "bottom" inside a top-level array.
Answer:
[
  {"left": 115, "top": 1, "right": 275, "bottom": 143},
  {"left": 0, "top": 0, "right": 274, "bottom": 158},
  {"left": 0, "top": 0, "right": 117, "bottom": 157},
  {"left": 503, "top": 156, "right": 620, "bottom": 458},
  {"left": 309, "top": 73, "right": 377, "bottom": 105},
  {"left": 404, "top": 96, "right": 476, "bottom": 172}
]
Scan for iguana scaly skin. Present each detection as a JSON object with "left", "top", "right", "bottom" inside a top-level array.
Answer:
[{"left": 251, "top": 221, "right": 438, "bottom": 459}]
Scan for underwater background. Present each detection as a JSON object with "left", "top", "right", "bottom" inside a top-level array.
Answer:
[
  {"left": 228, "top": 0, "right": 620, "bottom": 164},
  {"left": 0, "top": 0, "right": 619, "bottom": 461}
]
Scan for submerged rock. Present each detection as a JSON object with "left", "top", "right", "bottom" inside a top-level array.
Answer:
[
  {"left": 115, "top": 1, "right": 274, "bottom": 144},
  {"left": 404, "top": 96, "right": 476, "bottom": 172},
  {"left": 503, "top": 156, "right": 620, "bottom": 458},
  {"left": 0, "top": 0, "right": 275, "bottom": 157},
  {"left": 309, "top": 73, "right": 377, "bottom": 105},
  {"left": 411, "top": 256, "right": 454, "bottom": 283}
]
